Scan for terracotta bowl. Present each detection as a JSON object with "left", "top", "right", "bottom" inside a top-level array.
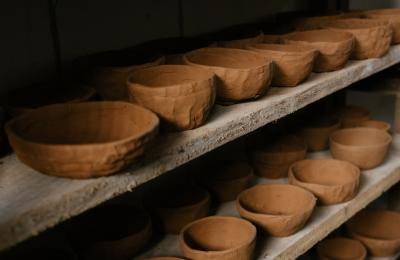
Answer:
[
  {"left": 236, "top": 184, "right": 316, "bottom": 236},
  {"left": 5, "top": 101, "right": 159, "bottom": 178},
  {"left": 249, "top": 135, "right": 307, "bottom": 179},
  {"left": 294, "top": 14, "right": 344, "bottom": 31},
  {"left": 325, "top": 18, "right": 392, "bottom": 59},
  {"left": 317, "top": 237, "right": 367, "bottom": 260},
  {"left": 288, "top": 159, "right": 360, "bottom": 205},
  {"left": 346, "top": 210, "right": 400, "bottom": 257},
  {"left": 247, "top": 43, "right": 317, "bottom": 87},
  {"left": 366, "top": 9, "right": 400, "bottom": 44},
  {"left": 179, "top": 216, "right": 257, "bottom": 260},
  {"left": 339, "top": 105, "right": 370, "bottom": 128},
  {"left": 262, "top": 34, "right": 282, "bottom": 43},
  {"left": 282, "top": 29, "right": 354, "bottom": 72},
  {"left": 299, "top": 118, "right": 341, "bottom": 151},
  {"left": 218, "top": 32, "right": 264, "bottom": 49},
  {"left": 330, "top": 127, "right": 392, "bottom": 169},
  {"left": 127, "top": 65, "right": 216, "bottom": 130},
  {"left": 184, "top": 48, "right": 273, "bottom": 103},
  {"left": 147, "top": 185, "right": 210, "bottom": 234},
  {"left": 359, "top": 120, "right": 391, "bottom": 132}
]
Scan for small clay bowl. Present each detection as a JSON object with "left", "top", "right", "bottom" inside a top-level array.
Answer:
[
  {"left": 288, "top": 159, "right": 360, "bottom": 205},
  {"left": 365, "top": 9, "right": 400, "bottom": 44},
  {"left": 147, "top": 185, "right": 210, "bottom": 234},
  {"left": 282, "top": 29, "right": 354, "bottom": 72},
  {"left": 184, "top": 47, "right": 273, "bottom": 103},
  {"left": 339, "top": 105, "right": 370, "bottom": 128},
  {"left": 317, "top": 237, "right": 367, "bottom": 260},
  {"left": 179, "top": 216, "right": 257, "bottom": 260},
  {"left": 325, "top": 18, "right": 392, "bottom": 59},
  {"left": 359, "top": 120, "right": 391, "bottom": 132},
  {"left": 346, "top": 210, "right": 400, "bottom": 257},
  {"left": 247, "top": 43, "right": 317, "bottom": 87},
  {"left": 330, "top": 127, "right": 392, "bottom": 169},
  {"left": 127, "top": 65, "right": 216, "bottom": 130},
  {"left": 236, "top": 184, "right": 316, "bottom": 236},
  {"left": 299, "top": 118, "right": 341, "bottom": 151},
  {"left": 5, "top": 101, "right": 159, "bottom": 178},
  {"left": 218, "top": 32, "right": 264, "bottom": 49}
]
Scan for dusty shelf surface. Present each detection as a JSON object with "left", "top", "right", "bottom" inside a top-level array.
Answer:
[
  {"left": 137, "top": 135, "right": 400, "bottom": 260},
  {"left": 1, "top": 46, "right": 400, "bottom": 251}
]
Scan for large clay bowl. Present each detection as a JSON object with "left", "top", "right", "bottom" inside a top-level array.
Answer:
[
  {"left": 325, "top": 18, "right": 392, "bottom": 59},
  {"left": 288, "top": 159, "right": 360, "bottom": 205},
  {"left": 236, "top": 184, "right": 316, "bottom": 236},
  {"left": 5, "top": 101, "right": 159, "bottom": 178},
  {"left": 184, "top": 48, "right": 273, "bottom": 103},
  {"left": 359, "top": 120, "right": 391, "bottom": 132},
  {"left": 339, "top": 105, "right": 370, "bottom": 128},
  {"left": 366, "top": 9, "right": 400, "bottom": 44},
  {"left": 179, "top": 216, "right": 257, "bottom": 260},
  {"left": 330, "top": 127, "right": 392, "bottom": 169},
  {"left": 247, "top": 43, "right": 317, "bottom": 87},
  {"left": 317, "top": 237, "right": 367, "bottom": 260},
  {"left": 127, "top": 65, "right": 216, "bottom": 130},
  {"left": 299, "top": 118, "right": 340, "bottom": 151},
  {"left": 147, "top": 185, "right": 210, "bottom": 234},
  {"left": 218, "top": 32, "right": 264, "bottom": 49},
  {"left": 346, "top": 210, "right": 400, "bottom": 257},
  {"left": 283, "top": 29, "right": 354, "bottom": 72}
]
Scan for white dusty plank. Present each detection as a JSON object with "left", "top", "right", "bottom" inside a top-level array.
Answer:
[{"left": 2, "top": 46, "right": 400, "bottom": 251}]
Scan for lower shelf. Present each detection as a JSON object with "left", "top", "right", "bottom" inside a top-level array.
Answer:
[{"left": 137, "top": 135, "right": 400, "bottom": 260}]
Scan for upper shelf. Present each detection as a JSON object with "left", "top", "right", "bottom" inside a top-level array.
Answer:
[{"left": 2, "top": 45, "right": 400, "bottom": 251}]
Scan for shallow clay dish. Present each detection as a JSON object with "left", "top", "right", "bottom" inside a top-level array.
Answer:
[
  {"left": 248, "top": 43, "right": 317, "bottom": 87},
  {"left": 325, "top": 18, "right": 392, "bottom": 59},
  {"left": 346, "top": 210, "right": 400, "bottom": 257},
  {"left": 236, "top": 184, "right": 316, "bottom": 236},
  {"left": 330, "top": 127, "right": 392, "bottom": 169},
  {"left": 218, "top": 32, "right": 263, "bottom": 49},
  {"left": 127, "top": 65, "right": 216, "bottom": 130},
  {"left": 184, "top": 47, "right": 273, "bottom": 103},
  {"left": 366, "top": 9, "right": 400, "bottom": 44},
  {"left": 359, "top": 120, "right": 391, "bottom": 132},
  {"left": 299, "top": 118, "right": 341, "bottom": 151},
  {"left": 339, "top": 105, "right": 370, "bottom": 128},
  {"left": 317, "top": 237, "right": 367, "bottom": 260},
  {"left": 179, "top": 216, "right": 257, "bottom": 260},
  {"left": 5, "top": 101, "right": 159, "bottom": 178},
  {"left": 283, "top": 29, "right": 354, "bottom": 72},
  {"left": 288, "top": 159, "right": 360, "bottom": 205},
  {"left": 147, "top": 185, "right": 210, "bottom": 234}
]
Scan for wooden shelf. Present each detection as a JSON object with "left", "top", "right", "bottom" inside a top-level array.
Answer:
[
  {"left": 137, "top": 135, "right": 400, "bottom": 260},
  {"left": 2, "top": 46, "right": 400, "bottom": 251}
]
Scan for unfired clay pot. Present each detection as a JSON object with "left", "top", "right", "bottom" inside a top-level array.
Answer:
[
  {"left": 294, "top": 14, "right": 344, "bottom": 31},
  {"left": 179, "top": 216, "right": 257, "bottom": 260},
  {"left": 299, "top": 118, "right": 340, "bottom": 151},
  {"left": 127, "top": 65, "right": 216, "bottom": 130},
  {"left": 325, "top": 18, "right": 392, "bottom": 59},
  {"left": 147, "top": 185, "right": 210, "bottom": 234},
  {"left": 366, "top": 9, "right": 400, "bottom": 44},
  {"left": 359, "top": 120, "right": 391, "bottom": 132},
  {"left": 282, "top": 29, "right": 354, "bottom": 72},
  {"left": 288, "top": 159, "right": 360, "bottom": 205},
  {"left": 247, "top": 43, "right": 317, "bottom": 87},
  {"left": 218, "top": 32, "right": 264, "bottom": 49},
  {"left": 183, "top": 48, "right": 273, "bottom": 103},
  {"left": 317, "top": 237, "right": 367, "bottom": 260},
  {"left": 236, "top": 184, "right": 316, "bottom": 236},
  {"left": 262, "top": 34, "right": 282, "bottom": 43},
  {"left": 5, "top": 101, "right": 159, "bottom": 178},
  {"left": 346, "top": 210, "right": 400, "bottom": 257},
  {"left": 339, "top": 105, "right": 370, "bottom": 128}
]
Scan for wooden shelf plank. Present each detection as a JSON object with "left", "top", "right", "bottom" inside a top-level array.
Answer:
[{"left": 2, "top": 46, "right": 400, "bottom": 251}]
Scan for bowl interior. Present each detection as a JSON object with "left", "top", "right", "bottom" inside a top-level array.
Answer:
[
  {"left": 318, "top": 238, "right": 365, "bottom": 259},
  {"left": 151, "top": 185, "right": 208, "bottom": 208},
  {"left": 331, "top": 128, "right": 391, "bottom": 147},
  {"left": 285, "top": 29, "right": 352, "bottom": 43},
  {"left": 329, "top": 18, "right": 388, "bottom": 29},
  {"left": 250, "top": 43, "right": 316, "bottom": 53}
]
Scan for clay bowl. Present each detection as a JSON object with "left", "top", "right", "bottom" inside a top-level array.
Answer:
[
  {"left": 236, "top": 184, "right": 316, "bottom": 236},
  {"left": 5, "top": 101, "right": 159, "bottom": 178},
  {"left": 127, "top": 65, "right": 216, "bottom": 130},
  {"left": 247, "top": 43, "right": 317, "bottom": 87},
  {"left": 366, "top": 9, "right": 400, "bottom": 44},
  {"left": 330, "top": 127, "right": 392, "bottom": 169},
  {"left": 282, "top": 29, "right": 354, "bottom": 72},
  {"left": 179, "top": 216, "right": 257, "bottom": 260},
  {"left": 147, "top": 185, "right": 210, "bottom": 234},
  {"left": 346, "top": 210, "right": 400, "bottom": 257},
  {"left": 359, "top": 120, "right": 391, "bottom": 132},
  {"left": 317, "top": 237, "right": 367, "bottom": 260},
  {"left": 339, "top": 105, "right": 370, "bottom": 128},
  {"left": 184, "top": 47, "right": 273, "bottom": 103},
  {"left": 218, "top": 32, "right": 264, "bottom": 49},
  {"left": 325, "top": 18, "right": 392, "bottom": 59},
  {"left": 288, "top": 159, "right": 360, "bottom": 205},
  {"left": 299, "top": 118, "right": 340, "bottom": 151},
  {"left": 249, "top": 135, "right": 307, "bottom": 179}
]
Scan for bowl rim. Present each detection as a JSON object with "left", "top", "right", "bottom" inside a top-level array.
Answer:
[
  {"left": 329, "top": 127, "right": 392, "bottom": 149},
  {"left": 282, "top": 29, "right": 354, "bottom": 44}
]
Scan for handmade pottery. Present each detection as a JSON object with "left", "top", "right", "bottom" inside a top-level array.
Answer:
[
  {"left": 218, "top": 32, "right": 264, "bottom": 49},
  {"left": 5, "top": 101, "right": 159, "bottom": 178},
  {"left": 366, "top": 9, "right": 400, "bottom": 44},
  {"left": 346, "top": 210, "right": 400, "bottom": 257},
  {"left": 283, "top": 29, "right": 354, "bottom": 72},
  {"left": 325, "top": 18, "right": 392, "bottom": 59},
  {"left": 339, "top": 105, "right": 370, "bottom": 128},
  {"left": 294, "top": 14, "right": 344, "bottom": 31},
  {"left": 359, "top": 120, "right": 391, "bottom": 132},
  {"left": 184, "top": 47, "right": 273, "bottom": 103},
  {"left": 288, "top": 159, "right": 360, "bottom": 205},
  {"left": 179, "top": 216, "right": 257, "bottom": 260},
  {"left": 330, "top": 127, "right": 392, "bottom": 169},
  {"left": 262, "top": 34, "right": 282, "bottom": 43},
  {"left": 236, "top": 184, "right": 316, "bottom": 236},
  {"left": 317, "top": 237, "right": 367, "bottom": 260},
  {"left": 299, "top": 118, "right": 340, "bottom": 151},
  {"left": 247, "top": 43, "right": 317, "bottom": 87},
  {"left": 127, "top": 65, "right": 216, "bottom": 130}
]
